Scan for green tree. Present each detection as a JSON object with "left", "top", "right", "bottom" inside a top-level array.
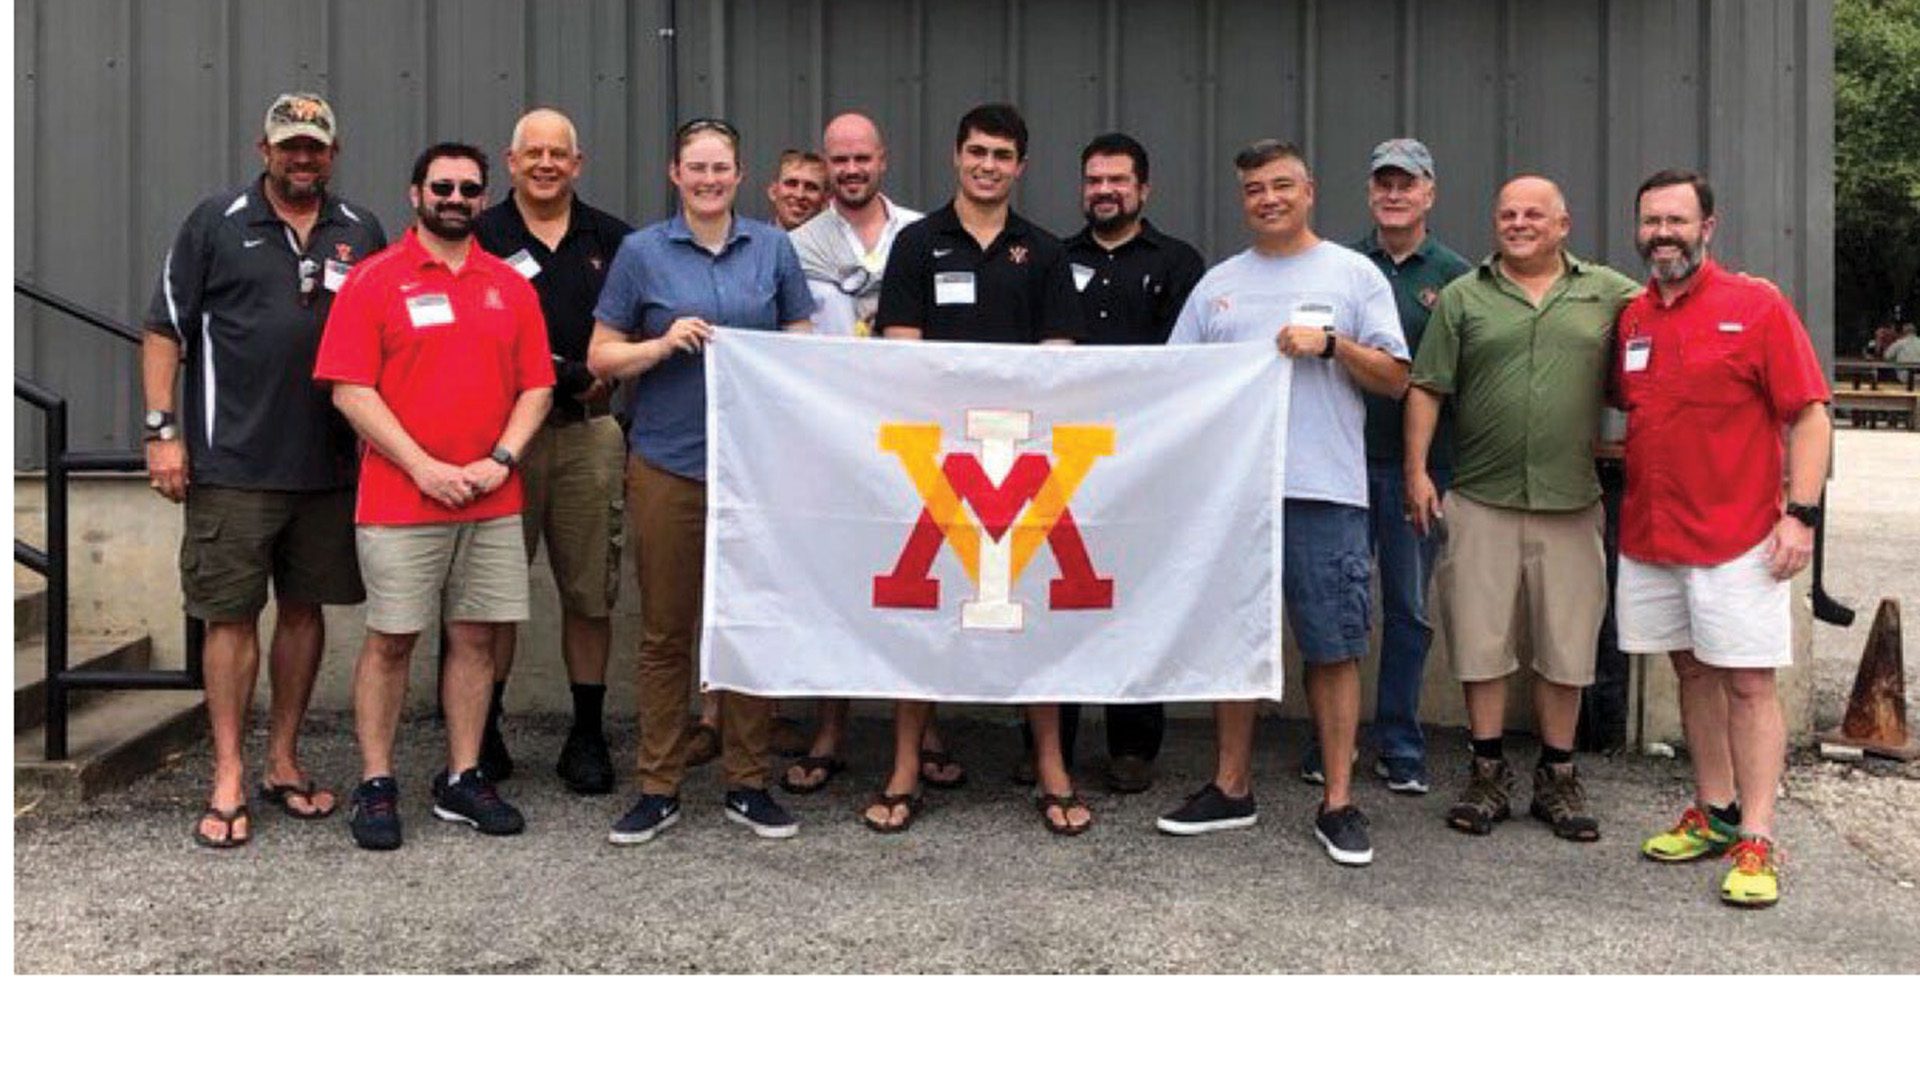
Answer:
[{"left": 1836, "top": 0, "right": 1920, "bottom": 352}]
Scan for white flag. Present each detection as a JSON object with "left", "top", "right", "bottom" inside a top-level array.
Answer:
[{"left": 701, "top": 328, "right": 1290, "bottom": 703}]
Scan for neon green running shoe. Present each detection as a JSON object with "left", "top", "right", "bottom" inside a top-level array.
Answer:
[
  {"left": 1720, "top": 836, "right": 1781, "bottom": 908},
  {"left": 1640, "top": 805, "right": 1738, "bottom": 863}
]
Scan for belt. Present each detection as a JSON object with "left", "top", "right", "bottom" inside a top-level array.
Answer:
[{"left": 548, "top": 405, "right": 613, "bottom": 428}]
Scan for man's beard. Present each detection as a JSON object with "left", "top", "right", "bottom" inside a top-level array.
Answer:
[
  {"left": 1638, "top": 235, "right": 1705, "bottom": 284},
  {"left": 418, "top": 203, "right": 474, "bottom": 240},
  {"left": 1085, "top": 200, "right": 1140, "bottom": 234},
  {"left": 270, "top": 172, "right": 326, "bottom": 204},
  {"left": 834, "top": 178, "right": 876, "bottom": 210}
]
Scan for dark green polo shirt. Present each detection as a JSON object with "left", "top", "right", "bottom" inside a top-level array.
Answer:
[
  {"left": 1411, "top": 253, "right": 1639, "bottom": 511},
  {"left": 1350, "top": 231, "right": 1472, "bottom": 466}
]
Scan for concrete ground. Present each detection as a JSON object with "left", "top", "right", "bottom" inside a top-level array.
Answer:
[{"left": 13, "top": 430, "right": 1920, "bottom": 974}]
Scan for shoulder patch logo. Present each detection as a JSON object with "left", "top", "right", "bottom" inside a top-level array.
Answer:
[
  {"left": 1419, "top": 286, "right": 1439, "bottom": 309},
  {"left": 335, "top": 243, "right": 354, "bottom": 262}
]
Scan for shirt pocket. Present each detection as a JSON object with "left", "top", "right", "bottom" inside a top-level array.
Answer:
[{"left": 1680, "top": 333, "right": 1757, "bottom": 408}]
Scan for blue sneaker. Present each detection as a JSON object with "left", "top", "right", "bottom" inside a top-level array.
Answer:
[
  {"left": 1373, "top": 757, "right": 1431, "bottom": 795},
  {"left": 723, "top": 788, "right": 799, "bottom": 839},
  {"left": 609, "top": 793, "right": 680, "bottom": 845},
  {"left": 348, "top": 777, "right": 402, "bottom": 851},
  {"left": 432, "top": 767, "right": 525, "bottom": 835}
]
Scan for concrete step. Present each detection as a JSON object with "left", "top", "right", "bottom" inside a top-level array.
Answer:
[
  {"left": 15, "top": 690, "right": 206, "bottom": 807},
  {"left": 16, "top": 576, "right": 47, "bottom": 641},
  {"left": 14, "top": 633, "right": 153, "bottom": 732}
]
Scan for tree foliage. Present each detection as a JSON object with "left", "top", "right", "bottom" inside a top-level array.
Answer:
[{"left": 1836, "top": 0, "right": 1920, "bottom": 351}]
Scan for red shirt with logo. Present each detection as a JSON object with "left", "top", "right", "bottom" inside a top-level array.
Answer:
[
  {"left": 314, "top": 228, "right": 553, "bottom": 525},
  {"left": 1612, "top": 258, "right": 1828, "bottom": 566}
]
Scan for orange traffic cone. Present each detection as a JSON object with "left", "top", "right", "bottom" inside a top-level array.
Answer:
[{"left": 1823, "top": 599, "right": 1915, "bottom": 760}]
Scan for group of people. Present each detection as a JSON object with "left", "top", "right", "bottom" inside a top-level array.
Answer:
[{"left": 142, "top": 89, "right": 1828, "bottom": 909}]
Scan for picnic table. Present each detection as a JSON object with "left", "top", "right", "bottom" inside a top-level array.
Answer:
[{"left": 1835, "top": 358, "right": 1920, "bottom": 392}]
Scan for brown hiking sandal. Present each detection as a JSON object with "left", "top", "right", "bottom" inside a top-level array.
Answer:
[
  {"left": 1445, "top": 756, "right": 1513, "bottom": 835},
  {"left": 1529, "top": 762, "right": 1600, "bottom": 841}
]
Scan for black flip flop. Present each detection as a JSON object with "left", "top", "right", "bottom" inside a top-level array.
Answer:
[
  {"left": 258, "top": 778, "right": 337, "bottom": 820},
  {"left": 779, "top": 756, "right": 846, "bottom": 795},
  {"left": 862, "top": 791, "right": 922, "bottom": 834},
  {"left": 1037, "top": 791, "right": 1093, "bottom": 837},
  {"left": 192, "top": 803, "right": 252, "bottom": 849},
  {"left": 918, "top": 749, "right": 968, "bottom": 790}
]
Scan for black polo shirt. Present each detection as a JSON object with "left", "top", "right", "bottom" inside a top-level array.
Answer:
[
  {"left": 145, "top": 176, "right": 387, "bottom": 490},
  {"left": 475, "top": 194, "right": 634, "bottom": 422},
  {"left": 875, "top": 201, "right": 1085, "bottom": 343},
  {"left": 1062, "top": 219, "right": 1206, "bottom": 346}
]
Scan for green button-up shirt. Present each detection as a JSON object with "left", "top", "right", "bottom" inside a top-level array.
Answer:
[
  {"left": 1351, "top": 231, "right": 1472, "bottom": 466},
  {"left": 1410, "top": 252, "right": 1639, "bottom": 511}
]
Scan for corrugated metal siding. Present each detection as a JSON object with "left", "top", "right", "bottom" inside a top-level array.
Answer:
[{"left": 13, "top": 0, "right": 1832, "bottom": 464}]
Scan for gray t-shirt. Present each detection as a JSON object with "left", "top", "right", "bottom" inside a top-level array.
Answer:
[{"left": 1168, "top": 240, "right": 1408, "bottom": 507}]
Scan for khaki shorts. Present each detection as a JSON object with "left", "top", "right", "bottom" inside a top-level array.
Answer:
[
  {"left": 1433, "top": 491, "right": 1606, "bottom": 686},
  {"left": 356, "top": 516, "right": 529, "bottom": 634},
  {"left": 1617, "top": 539, "right": 1792, "bottom": 668},
  {"left": 519, "top": 416, "right": 625, "bottom": 617},
  {"left": 180, "top": 485, "right": 363, "bottom": 621}
]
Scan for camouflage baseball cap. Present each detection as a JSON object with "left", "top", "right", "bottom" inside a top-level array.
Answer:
[
  {"left": 264, "top": 92, "right": 336, "bottom": 146},
  {"left": 1369, "top": 138, "right": 1434, "bottom": 179}
]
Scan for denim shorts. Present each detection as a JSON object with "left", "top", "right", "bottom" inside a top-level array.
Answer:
[{"left": 1284, "top": 498, "right": 1372, "bottom": 665}]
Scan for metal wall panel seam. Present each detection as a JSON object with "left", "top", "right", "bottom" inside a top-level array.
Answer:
[
  {"left": 1500, "top": 0, "right": 1518, "bottom": 178},
  {"left": 1102, "top": 0, "right": 1119, "bottom": 130},
  {"left": 1301, "top": 0, "right": 1317, "bottom": 162},
  {"left": 1006, "top": 0, "right": 1021, "bottom": 108},
  {"left": 711, "top": 0, "right": 727, "bottom": 119},
  {"left": 1201, "top": 0, "right": 1219, "bottom": 258},
  {"left": 809, "top": 0, "right": 825, "bottom": 137},
  {"left": 1399, "top": 0, "right": 1416, "bottom": 135}
]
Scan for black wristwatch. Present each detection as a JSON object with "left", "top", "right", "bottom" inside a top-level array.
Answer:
[
  {"left": 1319, "top": 331, "right": 1339, "bottom": 359},
  {"left": 1784, "top": 500, "right": 1822, "bottom": 528},
  {"left": 143, "top": 409, "right": 177, "bottom": 442},
  {"left": 490, "top": 446, "right": 517, "bottom": 469}
]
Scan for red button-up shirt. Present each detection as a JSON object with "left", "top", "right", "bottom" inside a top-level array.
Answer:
[
  {"left": 315, "top": 228, "right": 554, "bottom": 526},
  {"left": 1612, "top": 259, "right": 1828, "bottom": 566}
]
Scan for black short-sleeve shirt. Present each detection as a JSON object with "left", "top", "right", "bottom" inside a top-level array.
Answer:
[
  {"left": 875, "top": 201, "right": 1085, "bottom": 343},
  {"left": 474, "top": 194, "right": 634, "bottom": 422},
  {"left": 145, "top": 176, "right": 387, "bottom": 490},
  {"left": 1062, "top": 219, "right": 1207, "bottom": 345}
]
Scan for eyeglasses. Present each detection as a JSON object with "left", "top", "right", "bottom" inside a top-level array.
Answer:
[
  {"left": 427, "top": 179, "right": 485, "bottom": 198},
  {"left": 674, "top": 117, "right": 739, "bottom": 143}
]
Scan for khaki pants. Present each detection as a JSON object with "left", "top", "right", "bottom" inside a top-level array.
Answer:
[{"left": 627, "top": 454, "right": 770, "bottom": 793}]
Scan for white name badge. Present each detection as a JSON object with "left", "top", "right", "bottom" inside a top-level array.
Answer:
[
  {"left": 323, "top": 259, "right": 351, "bottom": 293},
  {"left": 405, "top": 293, "right": 456, "bottom": 328},
  {"left": 1624, "top": 337, "right": 1652, "bottom": 372},
  {"left": 934, "top": 271, "right": 976, "bottom": 306},
  {"left": 505, "top": 249, "right": 541, "bottom": 280},
  {"left": 1071, "top": 263, "right": 1096, "bottom": 293},
  {"left": 1290, "top": 301, "right": 1336, "bottom": 330}
]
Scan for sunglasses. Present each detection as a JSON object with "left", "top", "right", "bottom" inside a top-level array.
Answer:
[
  {"left": 427, "top": 179, "right": 485, "bottom": 198},
  {"left": 675, "top": 117, "right": 739, "bottom": 142}
]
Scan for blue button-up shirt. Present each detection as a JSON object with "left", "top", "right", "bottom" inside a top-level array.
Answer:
[{"left": 593, "top": 212, "right": 813, "bottom": 479}]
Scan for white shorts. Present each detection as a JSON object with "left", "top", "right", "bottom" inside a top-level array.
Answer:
[{"left": 1616, "top": 539, "right": 1792, "bottom": 668}]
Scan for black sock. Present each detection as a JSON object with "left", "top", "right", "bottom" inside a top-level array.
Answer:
[
  {"left": 1709, "top": 801, "right": 1742, "bottom": 826},
  {"left": 1471, "top": 736, "right": 1504, "bottom": 761},
  {"left": 488, "top": 681, "right": 507, "bottom": 726},
  {"left": 571, "top": 683, "right": 606, "bottom": 733},
  {"left": 1538, "top": 744, "right": 1574, "bottom": 768}
]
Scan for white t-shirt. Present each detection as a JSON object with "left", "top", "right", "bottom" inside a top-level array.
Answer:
[{"left": 1168, "top": 240, "right": 1408, "bottom": 507}]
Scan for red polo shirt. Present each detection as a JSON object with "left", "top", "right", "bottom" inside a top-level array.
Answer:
[
  {"left": 314, "top": 228, "right": 553, "bottom": 525},
  {"left": 1613, "top": 258, "right": 1828, "bottom": 566}
]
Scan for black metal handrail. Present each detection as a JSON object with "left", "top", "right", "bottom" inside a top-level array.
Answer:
[{"left": 14, "top": 282, "right": 202, "bottom": 762}]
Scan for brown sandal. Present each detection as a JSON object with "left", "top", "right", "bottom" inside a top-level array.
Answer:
[
  {"left": 862, "top": 791, "right": 922, "bottom": 834},
  {"left": 192, "top": 803, "right": 252, "bottom": 849},
  {"left": 1036, "top": 791, "right": 1093, "bottom": 837},
  {"left": 918, "top": 749, "right": 968, "bottom": 789},
  {"left": 780, "top": 756, "right": 846, "bottom": 795}
]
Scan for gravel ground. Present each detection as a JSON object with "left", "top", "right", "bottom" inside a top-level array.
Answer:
[
  {"left": 1792, "top": 427, "right": 1920, "bottom": 887},
  {"left": 12, "top": 430, "right": 1918, "bottom": 974}
]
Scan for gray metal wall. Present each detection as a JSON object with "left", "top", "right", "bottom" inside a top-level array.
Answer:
[{"left": 13, "top": 0, "right": 1833, "bottom": 463}]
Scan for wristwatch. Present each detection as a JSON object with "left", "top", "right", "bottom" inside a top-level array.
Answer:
[
  {"left": 1319, "top": 332, "right": 1339, "bottom": 359},
  {"left": 1784, "top": 501, "right": 1821, "bottom": 528},
  {"left": 143, "top": 409, "right": 177, "bottom": 442},
  {"left": 489, "top": 445, "right": 517, "bottom": 469}
]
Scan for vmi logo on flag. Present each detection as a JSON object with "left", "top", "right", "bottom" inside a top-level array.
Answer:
[{"left": 873, "top": 409, "right": 1114, "bottom": 631}]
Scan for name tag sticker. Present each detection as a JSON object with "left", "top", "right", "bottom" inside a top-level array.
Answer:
[
  {"left": 1718, "top": 322, "right": 1744, "bottom": 333},
  {"left": 1624, "top": 337, "right": 1652, "bottom": 372},
  {"left": 1290, "top": 302, "right": 1336, "bottom": 331},
  {"left": 1071, "top": 263, "right": 1095, "bottom": 293},
  {"left": 405, "top": 293, "right": 455, "bottom": 329},
  {"left": 934, "top": 271, "right": 976, "bottom": 306},
  {"left": 505, "top": 249, "right": 541, "bottom": 280},
  {"left": 323, "top": 259, "right": 351, "bottom": 293}
]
